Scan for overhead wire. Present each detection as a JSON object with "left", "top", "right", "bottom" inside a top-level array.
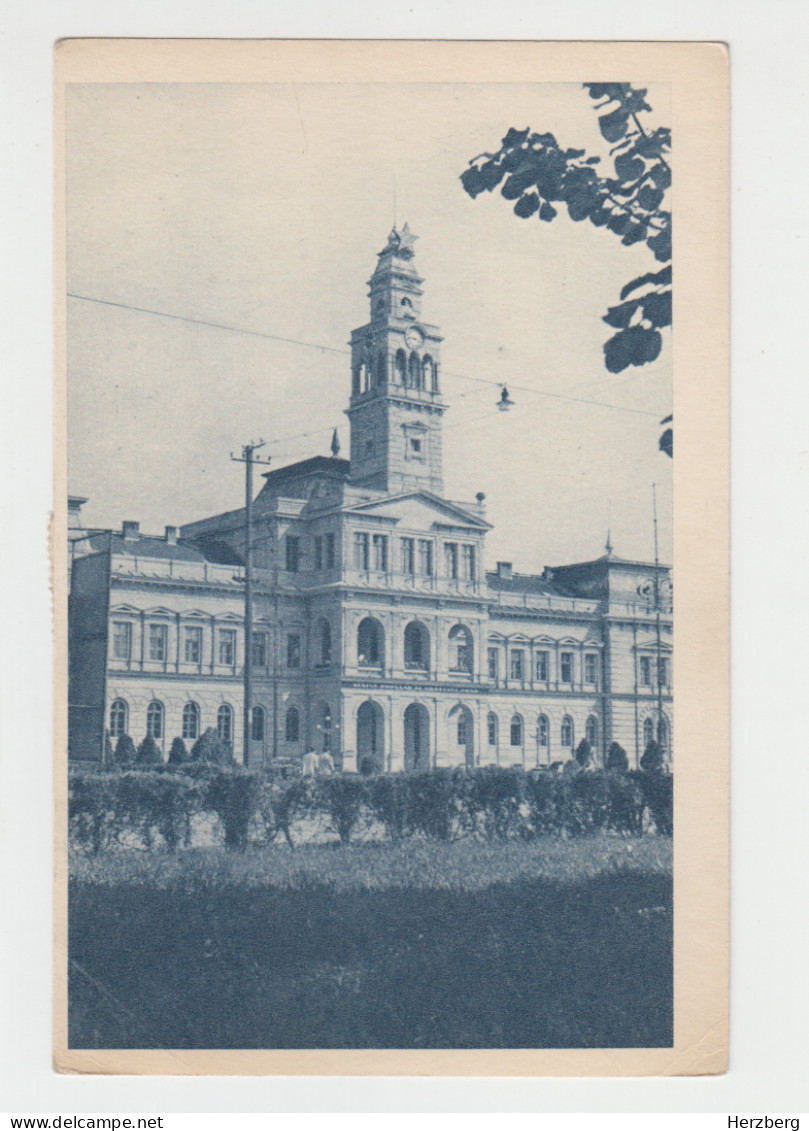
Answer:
[{"left": 67, "top": 291, "right": 666, "bottom": 422}]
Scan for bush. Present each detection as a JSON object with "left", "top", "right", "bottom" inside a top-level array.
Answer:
[
  {"left": 205, "top": 771, "right": 261, "bottom": 850},
  {"left": 367, "top": 774, "right": 410, "bottom": 840},
  {"left": 168, "top": 737, "right": 188, "bottom": 765},
  {"left": 320, "top": 775, "right": 368, "bottom": 845},
  {"left": 69, "top": 774, "right": 118, "bottom": 853},
  {"left": 575, "top": 738, "right": 594, "bottom": 768},
  {"left": 191, "top": 727, "right": 234, "bottom": 766},
  {"left": 463, "top": 766, "right": 526, "bottom": 840},
  {"left": 406, "top": 769, "right": 463, "bottom": 841},
  {"left": 136, "top": 735, "right": 163, "bottom": 765},
  {"left": 116, "top": 772, "right": 198, "bottom": 850},
  {"left": 606, "top": 741, "right": 629, "bottom": 772},
  {"left": 113, "top": 734, "right": 137, "bottom": 766},
  {"left": 640, "top": 740, "right": 665, "bottom": 773},
  {"left": 635, "top": 770, "right": 673, "bottom": 835}
]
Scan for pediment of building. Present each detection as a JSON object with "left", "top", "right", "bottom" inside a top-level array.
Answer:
[{"left": 343, "top": 491, "right": 490, "bottom": 532}]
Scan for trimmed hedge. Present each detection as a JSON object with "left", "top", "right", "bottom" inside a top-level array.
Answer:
[{"left": 68, "top": 765, "right": 673, "bottom": 853}]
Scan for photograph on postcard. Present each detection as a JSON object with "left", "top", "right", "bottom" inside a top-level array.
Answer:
[{"left": 57, "top": 41, "right": 727, "bottom": 1072}]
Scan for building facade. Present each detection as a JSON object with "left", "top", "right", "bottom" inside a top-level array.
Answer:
[{"left": 68, "top": 225, "right": 673, "bottom": 770}]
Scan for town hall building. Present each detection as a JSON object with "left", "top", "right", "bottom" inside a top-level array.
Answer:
[{"left": 68, "top": 224, "right": 673, "bottom": 772}]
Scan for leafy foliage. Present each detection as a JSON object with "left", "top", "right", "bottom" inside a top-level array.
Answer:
[
  {"left": 605, "top": 741, "right": 629, "bottom": 772},
  {"left": 460, "top": 83, "right": 672, "bottom": 451},
  {"left": 113, "top": 734, "right": 137, "bottom": 766},
  {"left": 136, "top": 735, "right": 162, "bottom": 765},
  {"left": 575, "top": 738, "right": 594, "bottom": 768},
  {"left": 168, "top": 737, "right": 188, "bottom": 765},
  {"left": 190, "top": 726, "right": 234, "bottom": 766},
  {"left": 68, "top": 766, "right": 674, "bottom": 853},
  {"left": 640, "top": 740, "right": 666, "bottom": 774}
]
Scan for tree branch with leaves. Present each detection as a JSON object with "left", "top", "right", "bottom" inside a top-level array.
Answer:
[{"left": 461, "top": 83, "right": 672, "bottom": 455}]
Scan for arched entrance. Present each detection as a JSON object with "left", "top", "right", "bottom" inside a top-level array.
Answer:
[
  {"left": 403, "top": 702, "right": 430, "bottom": 773},
  {"left": 448, "top": 703, "right": 475, "bottom": 769},
  {"left": 356, "top": 700, "right": 385, "bottom": 774}
]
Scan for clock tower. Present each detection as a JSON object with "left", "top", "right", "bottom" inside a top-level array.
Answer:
[{"left": 346, "top": 224, "right": 446, "bottom": 495}]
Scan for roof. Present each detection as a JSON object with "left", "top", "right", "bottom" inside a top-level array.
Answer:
[
  {"left": 260, "top": 455, "right": 350, "bottom": 486},
  {"left": 102, "top": 533, "right": 244, "bottom": 566},
  {"left": 485, "top": 570, "right": 557, "bottom": 596}
]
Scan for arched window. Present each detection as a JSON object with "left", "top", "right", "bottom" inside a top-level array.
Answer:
[
  {"left": 182, "top": 701, "right": 200, "bottom": 741},
  {"left": 251, "top": 705, "right": 265, "bottom": 742},
  {"left": 487, "top": 712, "right": 498, "bottom": 746},
  {"left": 376, "top": 352, "right": 387, "bottom": 386},
  {"left": 404, "top": 620, "right": 430, "bottom": 670},
  {"left": 586, "top": 715, "right": 598, "bottom": 748},
  {"left": 351, "top": 367, "right": 361, "bottom": 396},
  {"left": 657, "top": 716, "right": 669, "bottom": 750},
  {"left": 394, "top": 349, "right": 407, "bottom": 384},
  {"left": 561, "top": 715, "right": 574, "bottom": 748},
  {"left": 537, "top": 714, "right": 549, "bottom": 748},
  {"left": 109, "top": 698, "right": 128, "bottom": 739},
  {"left": 146, "top": 700, "right": 164, "bottom": 740},
  {"left": 643, "top": 716, "right": 655, "bottom": 748},
  {"left": 217, "top": 704, "right": 233, "bottom": 744},
  {"left": 358, "top": 617, "right": 384, "bottom": 667},
  {"left": 286, "top": 706, "right": 300, "bottom": 742},
  {"left": 320, "top": 703, "right": 332, "bottom": 752},
  {"left": 421, "top": 355, "right": 433, "bottom": 389},
  {"left": 510, "top": 715, "right": 523, "bottom": 747},
  {"left": 448, "top": 624, "right": 473, "bottom": 673},
  {"left": 408, "top": 352, "right": 421, "bottom": 389},
  {"left": 318, "top": 619, "right": 332, "bottom": 666},
  {"left": 431, "top": 360, "right": 440, "bottom": 392},
  {"left": 457, "top": 713, "right": 469, "bottom": 746}
]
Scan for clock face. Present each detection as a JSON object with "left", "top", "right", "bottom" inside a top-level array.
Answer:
[{"left": 404, "top": 326, "right": 424, "bottom": 350}]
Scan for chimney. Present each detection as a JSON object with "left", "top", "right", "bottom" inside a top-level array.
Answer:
[
  {"left": 497, "top": 561, "right": 513, "bottom": 579},
  {"left": 122, "top": 520, "right": 140, "bottom": 541},
  {"left": 165, "top": 525, "right": 179, "bottom": 545}
]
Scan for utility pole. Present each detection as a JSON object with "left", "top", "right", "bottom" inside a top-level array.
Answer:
[{"left": 231, "top": 440, "right": 272, "bottom": 767}]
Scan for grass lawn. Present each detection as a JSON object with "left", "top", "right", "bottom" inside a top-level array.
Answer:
[{"left": 68, "top": 836, "right": 672, "bottom": 1050}]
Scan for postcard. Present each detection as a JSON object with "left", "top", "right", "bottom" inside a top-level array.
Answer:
[{"left": 54, "top": 38, "right": 729, "bottom": 1075}]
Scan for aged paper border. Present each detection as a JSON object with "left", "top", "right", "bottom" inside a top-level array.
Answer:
[{"left": 53, "top": 38, "right": 729, "bottom": 1077}]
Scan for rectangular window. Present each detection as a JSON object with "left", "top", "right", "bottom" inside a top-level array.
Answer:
[
  {"left": 487, "top": 647, "right": 499, "bottom": 680},
  {"left": 287, "top": 633, "right": 301, "bottom": 669},
  {"left": 462, "top": 545, "right": 476, "bottom": 581},
  {"left": 112, "top": 621, "right": 132, "bottom": 661},
  {"left": 410, "top": 437, "right": 422, "bottom": 454},
  {"left": 658, "top": 656, "right": 670, "bottom": 686},
  {"left": 640, "top": 655, "right": 653, "bottom": 686},
  {"left": 354, "top": 532, "right": 369, "bottom": 571},
  {"left": 535, "top": 650, "right": 549, "bottom": 681},
  {"left": 219, "top": 629, "right": 236, "bottom": 666},
  {"left": 401, "top": 537, "right": 415, "bottom": 575},
  {"left": 184, "top": 626, "right": 202, "bottom": 664},
  {"left": 444, "top": 542, "right": 458, "bottom": 579},
  {"left": 584, "top": 654, "right": 598, "bottom": 684},
  {"left": 510, "top": 649, "right": 524, "bottom": 680},
  {"left": 148, "top": 624, "right": 167, "bottom": 662},
  {"left": 325, "top": 533, "right": 336, "bottom": 570},
  {"left": 418, "top": 539, "right": 433, "bottom": 577},
  {"left": 372, "top": 533, "right": 388, "bottom": 571},
  {"left": 313, "top": 536, "right": 323, "bottom": 571},
  {"left": 252, "top": 631, "right": 268, "bottom": 667},
  {"left": 560, "top": 652, "right": 574, "bottom": 683},
  {"left": 285, "top": 535, "right": 301, "bottom": 572}
]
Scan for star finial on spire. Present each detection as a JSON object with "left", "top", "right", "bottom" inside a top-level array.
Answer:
[
  {"left": 397, "top": 221, "right": 418, "bottom": 255},
  {"left": 330, "top": 427, "right": 341, "bottom": 458}
]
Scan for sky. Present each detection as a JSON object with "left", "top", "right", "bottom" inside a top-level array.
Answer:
[{"left": 66, "top": 80, "right": 672, "bottom": 570}]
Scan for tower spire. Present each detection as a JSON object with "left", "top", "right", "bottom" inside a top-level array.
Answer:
[{"left": 330, "top": 427, "right": 341, "bottom": 458}]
